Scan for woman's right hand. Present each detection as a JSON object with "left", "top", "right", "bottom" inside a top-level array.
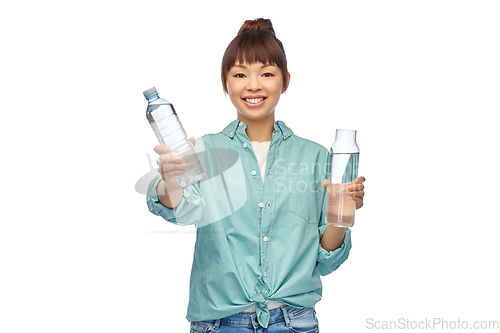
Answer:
[{"left": 154, "top": 136, "right": 196, "bottom": 192}]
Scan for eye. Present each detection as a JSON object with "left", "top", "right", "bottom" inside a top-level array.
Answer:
[
  {"left": 234, "top": 73, "right": 246, "bottom": 78},
  {"left": 262, "top": 73, "right": 274, "bottom": 77}
]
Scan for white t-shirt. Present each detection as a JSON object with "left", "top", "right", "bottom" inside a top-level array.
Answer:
[{"left": 250, "top": 141, "right": 271, "bottom": 185}]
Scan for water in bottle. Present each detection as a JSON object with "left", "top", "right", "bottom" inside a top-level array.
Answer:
[
  {"left": 143, "top": 87, "right": 206, "bottom": 187},
  {"left": 326, "top": 129, "right": 359, "bottom": 227}
]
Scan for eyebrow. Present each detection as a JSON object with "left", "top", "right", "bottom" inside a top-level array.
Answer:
[{"left": 233, "top": 64, "right": 275, "bottom": 69}]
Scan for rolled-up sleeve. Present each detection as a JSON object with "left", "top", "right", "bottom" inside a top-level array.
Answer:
[
  {"left": 146, "top": 175, "right": 206, "bottom": 226},
  {"left": 317, "top": 226, "right": 352, "bottom": 276}
]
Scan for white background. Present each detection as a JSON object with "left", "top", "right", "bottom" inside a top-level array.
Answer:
[{"left": 1, "top": 1, "right": 499, "bottom": 332}]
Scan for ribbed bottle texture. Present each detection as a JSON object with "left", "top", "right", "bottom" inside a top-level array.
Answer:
[
  {"left": 326, "top": 129, "right": 360, "bottom": 228},
  {"left": 144, "top": 87, "right": 206, "bottom": 187}
]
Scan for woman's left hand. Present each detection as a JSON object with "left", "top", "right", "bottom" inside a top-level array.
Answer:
[{"left": 322, "top": 176, "right": 366, "bottom": 209}]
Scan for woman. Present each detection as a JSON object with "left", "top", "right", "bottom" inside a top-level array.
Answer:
[{"left": 147, "top": 18, "right": 365, "bottom": 332}]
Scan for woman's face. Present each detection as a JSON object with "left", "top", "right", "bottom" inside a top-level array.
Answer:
[{"left": 226, "top": 62, "right": 285, "bottom": 121}]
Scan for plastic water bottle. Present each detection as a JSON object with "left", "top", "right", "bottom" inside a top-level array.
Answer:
[
  {"left": 325, "top": 129, "right": 359, "bottom": 227},
  {"left": 143, "top": 87, "right": 206, "bottom": 187}
]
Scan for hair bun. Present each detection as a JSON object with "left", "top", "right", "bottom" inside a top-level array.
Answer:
[{"left": 238, "top": 18, "right": 275, "bottom": 35}]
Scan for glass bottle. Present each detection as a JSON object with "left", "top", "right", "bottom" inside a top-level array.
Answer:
[{"left": 326, "top": 129, "right": 359, "bottom": 227}]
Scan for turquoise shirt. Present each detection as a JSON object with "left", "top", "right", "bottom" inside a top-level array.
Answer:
[{"left": 146, "top": 119, "right": 352, "bottom": 328}]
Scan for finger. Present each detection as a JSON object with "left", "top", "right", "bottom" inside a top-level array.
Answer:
[
  {"left": 350, "top": 191, "right": 365, "bottom": 198},
  {"left": 348, "top": 184, "right": 365, "bottom": 191},
  {"left": 322, "top": 179, "right": 328, "bottom": 188},
  {"left": 157, "top": 155, "right": 181, "bottom": 166},
  {"left": 353, "top": 197, "right": 363, "bottom": 204},
  {"left": 157, "top": 153, "right": 183, "bottom": 165},
  {"left": 354, "top": 176, "right": 366, "bottom": 184},
  {"left": 354, "top": 198, "right": 364, "bottom": 209},
  {"left": 163, "top": 168, "right": 188, "bottom": 176},
  {"left": 189, "top": 136, "right": 196, "bottom": 146},
  {"left": 159, "top": 162, "right": 187, "bottom": 172},
  {"left": 154, "top": 145, "right": 170, "bottom": 155},
  {"left": 158, "top": 165, "right": 188, "bottom": 180}
]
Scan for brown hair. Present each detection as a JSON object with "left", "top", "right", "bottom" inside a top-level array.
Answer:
[{"left": 221, "top": 18, "right": 289, "bottom": 94}]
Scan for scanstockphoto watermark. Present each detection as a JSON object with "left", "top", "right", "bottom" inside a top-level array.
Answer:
[
  {"left": 366, "top": 317, "right": 499, "bottom": 330},
  {"left": 275, "top": 158, "right": 330, "bottom": 178},
  {"left": 275, "top": 158, "right": 329, "bottom": 194},
  {"left": 136, "top": 152, "right": 332, "bottom": 197},
  {"left": 136, "top": 151, "right": 331, "bottom": 233}
]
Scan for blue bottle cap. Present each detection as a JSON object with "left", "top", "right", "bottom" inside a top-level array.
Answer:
[{"left": 143, "top": 87, "right": 158, "bottom": 99}]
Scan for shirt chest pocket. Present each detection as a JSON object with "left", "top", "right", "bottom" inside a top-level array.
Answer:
[{"left": 288, "top": 176, "right": 320, "bottom": 225}]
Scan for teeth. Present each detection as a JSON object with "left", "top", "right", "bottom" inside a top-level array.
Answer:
[{"left": 245, "top": 98, "right": 264, "bottom": 104}]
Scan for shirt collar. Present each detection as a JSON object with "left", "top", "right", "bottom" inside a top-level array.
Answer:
[{"left": 221, "top": 119, "right": 294, "bottom": 141}]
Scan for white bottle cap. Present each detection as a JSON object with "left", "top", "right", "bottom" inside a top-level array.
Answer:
[
  {"left": 143, "top": 87, "right": 158, "bottom": 99},
  {"left": 331, "top": 129, "right": 359, "bottom": 153}
]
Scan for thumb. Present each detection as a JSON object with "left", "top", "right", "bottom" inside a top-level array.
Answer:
[{"left": 189, "top": 136, "right": 196, "bottom": 146}]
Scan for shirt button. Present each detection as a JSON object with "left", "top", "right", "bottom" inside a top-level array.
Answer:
[
  {"left": 259, "top": 202, "right": 264, "bottom": 208},
  {"left": 264, "top": 272, "right": 267, "bottom": 277},
  {"left": 230, "top": 132, "right": 233, "bottom": 135},
  {"left": 269, "top": 172, "right": 272, "bottom": 177},
  {"left": 243, "top": 143, "right": 247, "bottom": 148},
  {"left": 284, "top": 133, "right": 287, "bottom": 136},
  {"left": 263, "top": 236, "right": 268, "bottom": 242},
  {"left": 267, "top": 202, "right": 271, "bottom": 208},
  {"left": 239, "top": 123, "right": 243, "bottom": 126},
  {"left": 273, "top": 144, "right": 276, "bottom": 148},
  {"left": 251, "top": 170, "right": 257, "bottom": 176}
]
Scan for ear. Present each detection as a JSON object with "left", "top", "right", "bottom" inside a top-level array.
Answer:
[
  {"left": 281, "top": 72, "right": 291, "bottom": 93},
  {"left": 222, "top": 72, "right": 229, "bottom": 94}
]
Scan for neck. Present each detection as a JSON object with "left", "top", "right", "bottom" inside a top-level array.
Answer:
[{"left": 237, "top": 111, "right": 275, "bottom": 142}]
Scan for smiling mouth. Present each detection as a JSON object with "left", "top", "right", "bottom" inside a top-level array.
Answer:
[{"left": 243, "top": 97, "right": 267, "bottom": 104}]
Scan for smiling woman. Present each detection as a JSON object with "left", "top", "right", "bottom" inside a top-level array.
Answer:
[
  {"left": 147, "top": 17, "right": 364, "bottom": 332},
  {"left": 226, "top": 62, "right": 286, "bottom": 124},
  {"left": 221, "top": 19, "right": 291, "bottom": 142}
]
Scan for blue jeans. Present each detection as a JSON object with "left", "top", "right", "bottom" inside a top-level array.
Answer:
[{"left": 189, "top": 305, "right": 319, "bottom": 332}]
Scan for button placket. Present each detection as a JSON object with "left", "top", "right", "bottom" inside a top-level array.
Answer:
[{"left": 257, "top": 134, "right": 278, "bottom": 293}]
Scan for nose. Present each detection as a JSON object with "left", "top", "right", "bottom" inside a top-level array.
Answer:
[{"left": 246, "top": 76, "right": 262, "bottom": 91}]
